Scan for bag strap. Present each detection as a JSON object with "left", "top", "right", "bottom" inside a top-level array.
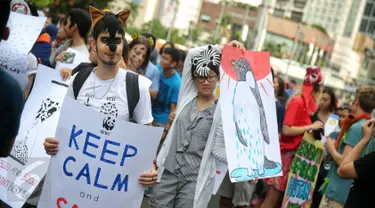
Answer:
[
  {"left": 73, "top": 67, "right": 93, "bottom": 99},
  {"left": 126, "top": 72, "right": 140, "bottom": 123}
]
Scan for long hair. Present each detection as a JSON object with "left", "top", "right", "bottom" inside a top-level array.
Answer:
[
  {"left": 322, "top": 87, "right": 337, "bottom": 112},
  {"left": 128, "top": 36, "right": 151, "bottom": 70}
]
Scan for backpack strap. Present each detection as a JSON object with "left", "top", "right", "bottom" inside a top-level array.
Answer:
[
  {"left": 126, "top": 72, "right": 140, "bottom": 123},
  {"left": 73, "top": 68, "right": 93, "bottom": 99}
]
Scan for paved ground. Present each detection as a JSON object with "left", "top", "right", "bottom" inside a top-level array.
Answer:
[{"left": 141, "top": 194, "right": 228, "bottom": 208}]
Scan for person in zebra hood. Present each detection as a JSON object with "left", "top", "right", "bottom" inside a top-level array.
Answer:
[{"left": 150, "top": 41, "right": 245, "bottom": 208}]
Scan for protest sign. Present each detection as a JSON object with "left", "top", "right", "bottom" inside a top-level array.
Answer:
[
  {"left": 0, "top": 65, "right": 69, "bottom": 208},
  {"left": 38, "top": 98, "right": 162, "bottom": 208},
  {"left": 325, "top": 114, "right": 339, "bottom": 137},
  {"left": 213, "top": 160, "right": 227, "bottom": 194},
  {"left": 282, "top": 133, "right": 325, "bottom": 208},
  {"left": 0, "top": 12, "right": 46, "bottom": 89},
  {"left": 55, "top": 48, "right": 90, "bottom": 71},
  {"left": 220, "top": 46, "right": 282, "bottom": 182}
]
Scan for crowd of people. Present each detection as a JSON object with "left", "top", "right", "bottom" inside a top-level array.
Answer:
[{"left": 1, "top": 1, "right": 375, "bottom": 208}]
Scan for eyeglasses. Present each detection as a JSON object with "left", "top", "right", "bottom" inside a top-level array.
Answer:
[{"left": 196, "top": 75, "right": 218, "bottom": 83}]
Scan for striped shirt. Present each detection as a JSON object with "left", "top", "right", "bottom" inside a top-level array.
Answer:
[{"left": 164, "top": 97, "right": 226, "bottom": 181}]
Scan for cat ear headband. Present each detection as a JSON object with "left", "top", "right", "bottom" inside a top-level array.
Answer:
[
  {"left": 191, "top": 45, "right": 220, "bottom": 76},
  {"left": 89, "top": 6, "right": 131, "bottom": 30},
  {"left": 132, "top": 33, "right": 154, "bottom": 47}
]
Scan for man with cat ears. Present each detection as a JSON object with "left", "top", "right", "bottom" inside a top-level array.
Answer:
[
  {"left": 150, "top": 41, "right": 248, "bottom": 208},
  {"left": 43, "top": 6, "right": 157, "bottom": 188}
]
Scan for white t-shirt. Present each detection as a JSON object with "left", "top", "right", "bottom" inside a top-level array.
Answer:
[
  {"left": 27, "top": 53, "right": 38, "bottom": 76},
  {"left": 66, "top": 68, "right": 153, "bottom": 125},
  {"left": 73, "top": 44, "right": 90, "bottom": 57}
]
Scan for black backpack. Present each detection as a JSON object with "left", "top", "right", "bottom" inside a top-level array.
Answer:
[{"left": 72, "top": 68, "right": 140, "bottom": 123}]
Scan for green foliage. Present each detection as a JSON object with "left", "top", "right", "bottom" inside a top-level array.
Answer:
[
  {"left": 33, "top": 0, "right": 113, "bottom": 13},
  {"left": 311, "top": 24, "right": 328, "bottom": 35},
  {"left": 32, "top": 0, "right": 53, "bottom": 8},
  {"left": 262, "top": 41, "right": 287, "bottom": 58},
  {"left": 126, "top": 26, "right": 141, "bottom": 37},
  {"left": 228, "top": 1, "right": 257, "bottom": 11},
  {"left": 141, "top": 19, "right": 168, "bottom": 41},
  {"left": 125, "top": 2, "right": 140, "bottom": 25},
  {"left": 202, "top": 35, "right": 220, "bottom": 45},
  {"left": 169, "top": 29, "right": 185, "bottom": 45},
  {"left": 139, "top": 19, "right": 185, "bottom": 45}
]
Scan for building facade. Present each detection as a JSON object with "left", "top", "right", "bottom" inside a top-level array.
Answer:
[
  {"left": 269, "top": 0, "right": 309, "bottom": 22},
  {"left": 359, "top": 0, "right": 375, "bottom": 40},
  {"left": 156, "top": 0, "right": 203, "bottom": 34}
]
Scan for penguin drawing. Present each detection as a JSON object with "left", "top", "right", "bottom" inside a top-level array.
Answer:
[{"left": 230, "top": 58, "right": 278, "bottom": 177}]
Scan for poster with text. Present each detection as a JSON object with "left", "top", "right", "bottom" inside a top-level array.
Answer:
[
  {"left": 0, "top": 65, "right": 69, "bottom": 208},
  {"left": 282, "top": 133, "right": 325, "bottom": 208},
  {"left": 0, "top": 12, "right": 46, "bottom": 89},
  {"left": 220, "top": 46, "right": 282, "bottom": 182},
  {"left": 38, "top": 98, "right": 162, "bottom": 208}
]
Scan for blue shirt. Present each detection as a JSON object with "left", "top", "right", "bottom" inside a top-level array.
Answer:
[
  {"left": 325, "top": 119, "right": 375, "bottom": 204},
  {"left": 144, "top": 62, "right": 160, "bottom": 92},
  {"left": 0, "top": 69, "right": 24, "bottom": 144},
  {"left": 152, "top": 64, "right": 181, "bottom": 124},
  {"left": 276, "top": 100, "right": 285, "bottom": 133},
  {"left": 285, "top": 88, "right": 296, "bottom": 99}
]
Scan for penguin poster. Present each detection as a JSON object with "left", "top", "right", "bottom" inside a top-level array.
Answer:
[
  {"left": 0, "top": 65, "right": 69, "bottom": 208},
  {"left": 219, "top": 46, "right": 282, "bottom": 182}
]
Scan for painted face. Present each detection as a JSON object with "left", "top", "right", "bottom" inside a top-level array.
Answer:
[
  {"left": 93, "top": 32, "right": 123, "bottom": 66},
  {"left": 194, "top": 71, "right": 218, "bottom": 97},
  {"left": 129, "top": 44, "right": 147, "bottom": 70}
]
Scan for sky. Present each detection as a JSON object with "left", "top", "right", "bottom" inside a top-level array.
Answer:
[{"left": 206, "top": 0, "right": 262, "bottom": 6}]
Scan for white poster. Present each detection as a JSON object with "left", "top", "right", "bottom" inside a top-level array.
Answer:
[
  {"left": 38, "top": 98, "right": 162, "bottom": 208},
  {"left": 0, "top": 65, "right": 69, "bottom": 208},
  {"left": 212, "top": 160, "right": 227, "bottom": 194},
  {"left": 0, "top": 12, "right": 46, "bottom": 89},
  {"left": 55, "top": 47, "right": 90, "bottom": 71},
  {"left": 324, "top": 114, "right": 339, "bottom": 137},
  {"left": 220, "top": 46, "right": 282, "bottom": 182}
]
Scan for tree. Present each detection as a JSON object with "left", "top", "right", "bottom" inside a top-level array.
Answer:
[
  {"left": 141, "top": 19, "right": 168, "bottom": 41},
  {"left": 311, "top": 24, "right": 328, "bottom": 35},
  {"left": 125, "top": 2, "right": 140, "bottom": 25},
  {"left": 186, "top": 22, "right": 203, "bottom": 43},
  {"left": 202, "top": 35, "right": 220, "bottom": 45},
  {"left": 169, "top": 29, "right": 185, "bottom": 45},
  {"left": 262, "top": 41, "right": 286, "bottom": 58},
  {"left": 32, "top": 0, "right": 114, "bottom": 13},
  {"left": 220, "top": 13, "right": 233, "bottom": 41}
]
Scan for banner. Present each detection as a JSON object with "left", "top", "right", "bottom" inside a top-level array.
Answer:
[
  {"left": 0, "top": 12, "right": 46, "bottom": 89},
  {"left": 38, "top": 98, "right": 162, "bottom": 208},
  {"left": 220, "top": 46, "right": 282, "bottom": 182},
  {"left": 282, "top": 133, "right": 325, "bottom": 208},
  {"left": 0, "top": 65, "right": 69, "bottom": 208}
]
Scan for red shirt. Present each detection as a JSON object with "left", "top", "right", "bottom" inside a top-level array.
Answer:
[{"left": 280, "top": 96, "right": 312, "bottom": 151}]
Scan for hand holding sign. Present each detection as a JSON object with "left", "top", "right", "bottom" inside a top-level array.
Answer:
[
  {"left": 44, "top": 137, "right": 59, "bottom": 155},
  {"left": 38, "top": 98, "right": 162, "bottom": 208}
]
